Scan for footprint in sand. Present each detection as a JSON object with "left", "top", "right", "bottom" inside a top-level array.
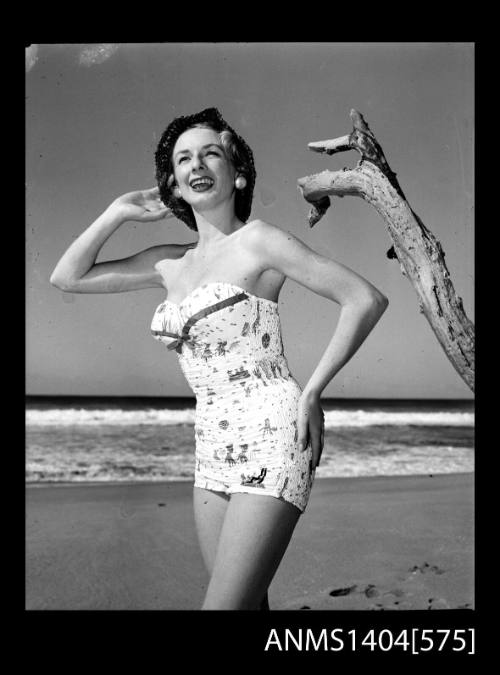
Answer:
[
  {"left": 330, "top": 584, "right": 406, "bottom": 602},
  {"left": 386, "top": 588, "right": 405, "bottom": 598},
  {"left": 367, "top": 587, "right": 409, "bottom": 610},
  {"left": 364, "top": 584, "right": 380, "bottom": 598},
  {"left": 364, "top": 585, "right": 406, "bottom": 600},
  {"left": 329, "top": 583, "right": 416, "bottom": 609},
  {"left": 408, "top": 562, "right": 446, "bottom": 576},
  {"left": 430, "top": 565, "right": 445, "bottom": 575},
  {"left": 329, "top": 585, "right": 357, "bottom": 597}
]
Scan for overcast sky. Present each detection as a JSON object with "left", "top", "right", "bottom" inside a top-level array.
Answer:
[{"left": 26, "top": 42, "right": 474, "bottom": 399}]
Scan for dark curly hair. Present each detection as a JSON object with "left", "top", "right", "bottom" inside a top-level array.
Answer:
[{"left": 154, "top": 107, "right": 256, "bottom": 232}]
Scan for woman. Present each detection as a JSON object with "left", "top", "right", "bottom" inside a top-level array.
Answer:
[{"left": 50, "top": 107, "right": 388, "bottom": 610}]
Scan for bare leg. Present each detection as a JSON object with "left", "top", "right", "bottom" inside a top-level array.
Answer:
[
  {"left": 201, "top": 493, "right": 301, "bottom": 610},
  {"left": 193, "top": 487, "right": 271, "bottom": 610},
  {"left": 193, "top": 486, "right": 230, "bottom": 574}
]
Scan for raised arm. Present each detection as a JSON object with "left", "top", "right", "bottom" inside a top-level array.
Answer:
[
  {"left": 247, "top": 219, "right": 389, "bottom": 467},
  {"left": 50, "top": 187, "right": 174, "bottom": 293}
]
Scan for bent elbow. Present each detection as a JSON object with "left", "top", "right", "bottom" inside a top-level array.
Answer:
[
  {"left": 372, "top": 292, "right": 389, "bottom": 317},
  {"left": 376, "top": 292, "right": 389, "bottom": 312},
  {"left": 50, "top": 273, "right": 75, "bottom": 292},
  {"left": 358, "top": 290, "right": 388, "bottom": 316},
  {"left": 49, "top": 271, "right": 63, "bottom": 289}
]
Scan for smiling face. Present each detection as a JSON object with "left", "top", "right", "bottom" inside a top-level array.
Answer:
[{"left": 172, "top": 125, "right": 237, "bottom": 213}]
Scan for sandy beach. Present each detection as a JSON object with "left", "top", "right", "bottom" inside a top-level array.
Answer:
[{"left": 26, "top": 473, "right": 473, "bottom": 611}]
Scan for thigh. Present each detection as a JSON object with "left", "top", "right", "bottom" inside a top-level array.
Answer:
[
  {"left": 193, "top": 486, "right": 230, "bottom": 575},
  {"left": 202, "top": 493, "right": 301, "bottom": 610}
]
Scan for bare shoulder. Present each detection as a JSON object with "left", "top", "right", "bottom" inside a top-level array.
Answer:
[
  {"left": 244, "top": 219, "right": 307, "bottom": 259},
  {"left": 245, "top": 218, "right": 284, "bottom": 237},
  {"left": 244, "top": 217, "right": 334, "bottom": 289},
  {"left": 244, "top": 219, "right": 292, "bottom": 247}
]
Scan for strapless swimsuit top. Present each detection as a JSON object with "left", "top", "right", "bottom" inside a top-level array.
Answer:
[
  {"left": 150, "top": 281, "right": 259, "bottom": 350},
  {"left": 150, "top": 281, "right": 291, "bottom": 391}
]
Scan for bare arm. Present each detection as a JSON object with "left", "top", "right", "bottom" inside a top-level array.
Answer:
[
  {"left": 248, "top": 220, "right": 389, "bottom": 467},
  {"left": 50, "top": 187, "right": 174, "bottom": 293}
]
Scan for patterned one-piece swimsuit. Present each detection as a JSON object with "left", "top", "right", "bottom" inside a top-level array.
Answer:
[{"left": 151, "top": 281, "right": 315, "bottom": 512}]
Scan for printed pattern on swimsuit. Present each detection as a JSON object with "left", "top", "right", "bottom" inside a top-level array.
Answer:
[{"left": 150, "top": 281, "right": 315, "bottom": 512}]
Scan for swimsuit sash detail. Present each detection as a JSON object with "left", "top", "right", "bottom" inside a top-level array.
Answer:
[{"left": 151, "top": 291, "right": 248, "bottom": 353}]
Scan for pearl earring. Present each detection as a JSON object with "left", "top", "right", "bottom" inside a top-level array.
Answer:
[
  {"left": 173, "top": 186, "right": 182, "bottom": 199},
  {"left": 235, "top": 175, "right": 247, "bottom": 190}
]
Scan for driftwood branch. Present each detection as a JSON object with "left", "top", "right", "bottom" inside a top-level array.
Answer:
[{"left": 298, "top": 109, "right": 475, "bottom": 392}]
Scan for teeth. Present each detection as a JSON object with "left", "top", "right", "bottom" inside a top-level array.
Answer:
[{"left": 190, "top": 178, "right": 214, "bottom": 188}]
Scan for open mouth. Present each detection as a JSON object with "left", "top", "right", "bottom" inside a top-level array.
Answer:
[{"left": 189, "top": 177, "right": 215, "bottom": 192}]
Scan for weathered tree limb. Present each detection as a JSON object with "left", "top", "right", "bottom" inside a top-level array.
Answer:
[{"left": 297, "top": 109, "right": 475, "bottom": 392}]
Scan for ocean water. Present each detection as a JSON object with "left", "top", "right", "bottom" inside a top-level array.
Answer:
[{"left": 26, "top": 397, "right": 474, "bottom": 484}]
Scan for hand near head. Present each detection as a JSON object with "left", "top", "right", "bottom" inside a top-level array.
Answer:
[{"left": 111, "top": 187, "right": 174, "bottom": 222}]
